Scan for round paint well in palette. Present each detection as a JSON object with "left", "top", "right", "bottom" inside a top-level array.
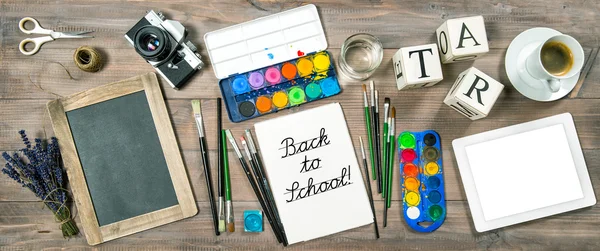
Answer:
[
  {"left": 265, "top": 67, "right": 281, "bottom": 85},
  {"left": 399, "top": 132, "right": 416, "bottom": 149},
  {"left": 281, "top": 63, "right": 297, "bottom": 80},
  {"left": 423, "top": 147, "right": 439, "bottom": 161},
  {"left": 248, "top": 72, "right": 265, "bottom": 89},
  {"left": 425, "top": 162, "right": 440, "bottom": 175},
  {"left": 288, "top": 87, "right": 306, "bottom": 105},
  {"left": 406, "top": 206, "right": 420, "bottom": 220},
  {"left": 427, "top": 176, "right": 441, "bottom": 189},
  {"left": 427, "top": 190, "right": 442, "bottom": 204},
  {"left": 424, "top": 133, "right": 437, "bottom": 146},
  {"left": 401, "top": 149, "right": 417, "bottom": 162},
  {"left": 232, "top": 77, "right": 250, "bottom": 94},
  {"left": 404, "top": 177, "right": 419, "bottom": 191},
  {"left": 320, "top": 78, "right": 340, "bottom": 96},
  {"left": 305, "top": 83, "right": 322, "bottom": 99},
  {"left": 296, "top": 58, "right": 314, "bottom": 77},
  {"left": 238, "top": 101, "right": 256, "bottom": 118},
  {"left": 428, "top": 205, "right": 444, "bottom": 220},
  {"left": 403, "top": 163, "right": 418, "bottom": 177},
  {"left": 255, "top": 96, "right": 272, "bottom": 113},
  {"left": 272, "top": 91, "right": 288, "bottom": 109},
  {"left": 405, "top": 191, "right": 420, "bottom": 206},
  {"left": 313, "top": 53, "right": 331, "bottom": 72}
]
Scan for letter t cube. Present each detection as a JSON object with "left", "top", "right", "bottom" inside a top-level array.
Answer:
[
  {"left": 444, "top": 67, "right": 504, "bottom": 120},
  {"left": 392, "top": 43, "right": 443, "bottom": 90}
]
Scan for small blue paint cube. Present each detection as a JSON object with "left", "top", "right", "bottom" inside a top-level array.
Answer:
[{"left": 244, "top": 210, "right": 263, "bottom": 232}]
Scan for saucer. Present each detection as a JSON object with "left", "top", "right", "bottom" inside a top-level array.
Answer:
[{"left": 505, "top": 27, "right": 580, "bottom": 102}]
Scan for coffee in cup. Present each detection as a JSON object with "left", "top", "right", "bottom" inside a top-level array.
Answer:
[
  {"left": 525, "top": 34, "right": 584, "bottom": 93},
  {"left": 540, "top": 41, "right": 574, "bottom": 76}
]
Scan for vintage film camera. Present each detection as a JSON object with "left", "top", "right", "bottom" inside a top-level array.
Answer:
[{"left": 125, "top": 10, "right": 203, "bottom": 89}]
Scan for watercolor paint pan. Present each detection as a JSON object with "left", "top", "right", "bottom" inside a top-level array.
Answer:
[
  {"left": 398, "top": 130, "right": 446, "bottom": 232},
  {"left": 219, "top": 51, "right": 341, "bottom": 122}
]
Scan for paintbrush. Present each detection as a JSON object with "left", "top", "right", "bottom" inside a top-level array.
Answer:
[
  {"left": 370, "top": 81, "right": 381, "bottom": 193},
  {"left": 362, "top": 84, "right": 376, "bottom": 181},
  {"left": 222, "top": 130, "right": 235, "bottom": 232},
  {"left": 239, "top": 135, "right": 284, "bottom": 244},
  {"left": 382, "top": 98, "right": 390, "bottom": 199},
  {"left": 217, "top": 98, "right": 225, "bottom": 233},
  {"left": 374, "top": 87, "right": 382, "bottom": 194},
  {"left": 384, "top": 107, "right": 396, "bottom": 227},
  {"left": 245, "top": 129, "right": 288, "bottom": 246},
  {"left": 191, "top": 100, "right": 220, "bottom": 236},
  {"left": 360, "top": 136, "right": 380, "bottom": 239}
]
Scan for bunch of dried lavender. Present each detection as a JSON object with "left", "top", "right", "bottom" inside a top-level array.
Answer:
[{"left": 2, "top": 130, "right": 78, "bottom": 238}]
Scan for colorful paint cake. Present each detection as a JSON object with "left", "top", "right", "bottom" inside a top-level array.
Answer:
[
  {"left": 399, "top": 130, "right": 446, "bottom": 232},
  {"left": 219, "top": 51, "right": 342, "bottom": 122}
]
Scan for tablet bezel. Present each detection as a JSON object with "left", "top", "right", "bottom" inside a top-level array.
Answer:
[{"left": 452, "top": 113, "right": 596, "bottom": 232}]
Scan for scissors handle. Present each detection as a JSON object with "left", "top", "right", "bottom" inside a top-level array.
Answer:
[
  {"left": 19, "top": 36, "right": 54, "bottom": 55},
  {"left": 19, "top": 17, "right": 53, "bottom": 35}
]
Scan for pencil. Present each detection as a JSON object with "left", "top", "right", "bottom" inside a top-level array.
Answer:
[
  {"left": 360, "top": 136, "right": 380, "bottom": 239},
  {"left": 370, "top": 81, "right": 381, "bottom": 193},
  {"left": 226, "top": 130, "right": 283, "bottom": 243},
  {"left": 217, "top": 98, "right": 225, "bottom": 233},
  {"left": 382, "top": 98, "right": 390, "bottom": 199},
  {"left": 222, "top": 130, "right": 235, "bottom": 232},
  {"left": 191, "top": 100, "right": 219, "bottom": 236},
  {"left": 362, "top": 84, "right": 376, "bottom": 180},
  {"left": 373, "top": 86, "right": 382, "bottom": 194},
  {"left": 245, "top": 129, "right": 289, "bottom": 246}
]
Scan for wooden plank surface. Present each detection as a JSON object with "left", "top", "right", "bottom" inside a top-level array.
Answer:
[{"left": 1, "top": 0, "right": 599, "bottom": 250}]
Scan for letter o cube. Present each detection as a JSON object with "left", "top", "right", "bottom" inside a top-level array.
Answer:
[
  {"left": 443, "top": 67, "right": 503, "bottom": 120},
  {"left": 436, "top": 16, "right": 489, "bottom": 64},
  {"left": 392, "top": 43, "right": 443, "bottom": 90}
]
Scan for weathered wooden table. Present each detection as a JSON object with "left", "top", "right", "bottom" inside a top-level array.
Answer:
[{"left": 1, "top": 1, "right": 599, "bottom": 250}]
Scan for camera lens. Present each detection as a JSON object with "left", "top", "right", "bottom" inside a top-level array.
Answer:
[
  {"left": 134, "top": 26, "right": 173, "bottom": 62},
  {"left": 142, "top": 34, "right": 160, "bottom": 52}
]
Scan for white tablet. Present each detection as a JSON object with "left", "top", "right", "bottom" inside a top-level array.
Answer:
[{"left": 452, "top": 113, "right": 596, "bottom": 232}]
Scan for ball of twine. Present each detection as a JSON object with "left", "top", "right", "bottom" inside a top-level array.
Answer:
[{"left": 73, "top": 46, "right": 103, "bottom": 72}]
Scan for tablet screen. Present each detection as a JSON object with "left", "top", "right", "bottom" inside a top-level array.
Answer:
[{"left": 464, "top": 124, "right": 584, "bottom": 221}]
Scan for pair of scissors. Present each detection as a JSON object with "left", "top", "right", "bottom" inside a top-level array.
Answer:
[{"left": 18, "top": 17, "right": 94, "bottom": 56}]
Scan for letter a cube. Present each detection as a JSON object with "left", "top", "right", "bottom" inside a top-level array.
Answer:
[
  {"left": 444, "top": 67, "right": 503, "bottom": 120},
  {"left": 392, "top": 43, "right": 443, "bottom": 90},
  {"left": 436, "top": 16, "right": 489, "bottom": 64}
]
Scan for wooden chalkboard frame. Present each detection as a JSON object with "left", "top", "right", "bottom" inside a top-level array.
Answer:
[{"left": 47, "top": 72, "right": 197, "bottom": 245}]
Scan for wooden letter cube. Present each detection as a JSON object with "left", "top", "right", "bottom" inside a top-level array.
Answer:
[
  {"left": 444, "top": 67, "right": 503, "bottom": 120},
  {"left": 392, "top": 44, "right": 443, "bottom": 90},
  {"left": 436, "top": 16, "right": 489, "bottom": 64}
]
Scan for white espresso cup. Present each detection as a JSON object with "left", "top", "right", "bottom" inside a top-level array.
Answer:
[{"left": 525, "top": 34, "right": 584, "bottom": 93}]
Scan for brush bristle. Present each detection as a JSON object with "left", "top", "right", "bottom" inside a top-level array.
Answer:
[
  {"left": 219, "top": 220, "right": 225, "bottom": 232},
  {"left": 384, "top": 97, "right": 390, "bottom": 104},
  {"left": 391, "top": 107, "right": 396, "bottom": 117},
  {"left": 370, "top": 80, "right": 374, "bottom": 90},
  {"left": 191, "top": 100, "right": 201, "bottom": 115},
  {"left": 227, "top": 222, "right": 235, "bottom": 232},
  {"left": 362, "top": 84, "right": 366, "bottom": 92}
]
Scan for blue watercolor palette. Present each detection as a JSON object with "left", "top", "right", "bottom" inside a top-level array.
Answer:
[
  {"left": 219, "top": 51, "right": 341, "bottom": 122},
  {"left": 398, "top": 130, "right": 446, "bottom": 232}
]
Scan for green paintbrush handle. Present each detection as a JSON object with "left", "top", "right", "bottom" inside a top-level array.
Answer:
[
  {"left": 381, "top": 123, "right": 388, "bottom": 198},
  {"left": 222, "top": 130, "right": 232, "bottom": 200},
  {"left": 364, "top": 107, "right": 375, "bottom": 179},
  {"left": 386, "top": 136, "right": 396, "bottom": 208}
]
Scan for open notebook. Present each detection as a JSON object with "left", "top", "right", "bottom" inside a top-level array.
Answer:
[{"left": 254, "top": 103, "right": 373, "bottom": 244}]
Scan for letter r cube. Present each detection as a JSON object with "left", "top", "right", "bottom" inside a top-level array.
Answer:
[
  {"left": 392, "top": 43, "right": 443, "bottom": 90},
  {"left": 436, "top": 16, "right": 489, "bottom": 64},
  {"left": 444, "top": 67, "right": 504, "bottom": 120}
]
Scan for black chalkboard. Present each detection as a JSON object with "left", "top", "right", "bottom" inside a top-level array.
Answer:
[{"left": 66, "top": 91, "right": 178, "bottom": 226}]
